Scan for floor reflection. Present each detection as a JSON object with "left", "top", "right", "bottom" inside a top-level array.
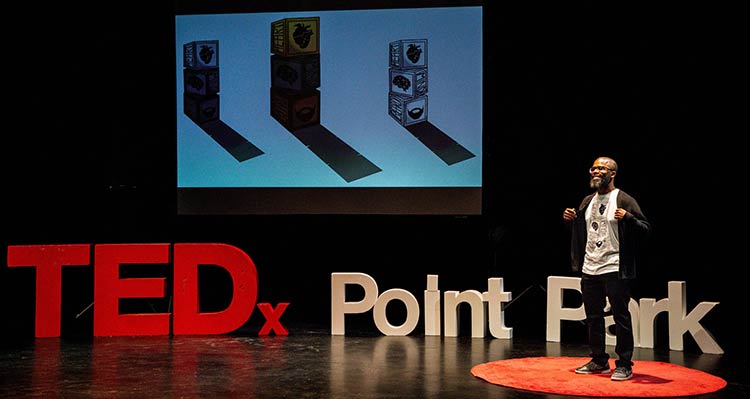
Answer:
[{"left": 3, "top": 332, "right": 738, "bottom": 399}]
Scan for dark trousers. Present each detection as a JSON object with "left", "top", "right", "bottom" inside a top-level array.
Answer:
[{"left": 581, "top": 272, "right": 634, "bottom": 368}]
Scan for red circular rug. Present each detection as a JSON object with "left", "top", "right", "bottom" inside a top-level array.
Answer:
[{"left": 471, "top": 356, "right": 727, "bottom": 397}]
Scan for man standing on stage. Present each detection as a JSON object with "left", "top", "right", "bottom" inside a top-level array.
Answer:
[{"left": 563, "top": 156, "right": 651, "bottom": 381}]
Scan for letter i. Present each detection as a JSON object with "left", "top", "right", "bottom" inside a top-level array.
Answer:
[{"left": 424, "top": 274, "right": 441, "bottom": 336}]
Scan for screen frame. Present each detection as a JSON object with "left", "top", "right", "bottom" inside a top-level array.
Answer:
[{"left": 175, "top": 0, "right": 485, "bottom": 216}]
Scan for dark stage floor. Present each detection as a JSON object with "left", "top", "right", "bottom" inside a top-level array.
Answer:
[{"left": 1, "top": 327, "right": 747, "bottom": 399}]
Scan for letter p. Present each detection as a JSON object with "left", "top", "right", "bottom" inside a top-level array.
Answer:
[{"left": 331, "top": 273, "right": 378, "bottom": 335}]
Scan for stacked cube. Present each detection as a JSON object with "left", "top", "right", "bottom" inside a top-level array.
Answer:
[
  {"left": 183, "top": 40, "right": 220, "bottom": 124},
  {"left": 270, "top": 17, "right": 321, "bottom": 131},
  {"left": 388, "top": 39, "right": 428, "bottom": 126}
]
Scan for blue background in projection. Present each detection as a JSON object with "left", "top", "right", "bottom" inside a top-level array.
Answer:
[{"left": 176, "top": 7, "right": 482, "bottom": 188}]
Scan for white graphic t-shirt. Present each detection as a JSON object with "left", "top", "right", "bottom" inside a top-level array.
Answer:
[{"left": 582, "top": 189, "right": 620, "bottom": 275}]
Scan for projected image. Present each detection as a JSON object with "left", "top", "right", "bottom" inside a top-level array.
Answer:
[
  {"left": 388, "top": 38, "right": 475, "bottom": 165},
  {"left": 268, "top": 16, "right": 382, "bottom": 183},
  {"left": 182, "top": 40, "right": 265, "bottom": 162},
  {"left": 175, "top": 5, "right": 482, "bottom": 214}
]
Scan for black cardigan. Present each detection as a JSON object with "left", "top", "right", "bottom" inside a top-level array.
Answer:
[{"left": 568, "top": 189, "right": 651, "bottom": 279}]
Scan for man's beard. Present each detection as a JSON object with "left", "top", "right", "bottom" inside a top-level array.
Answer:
[{"left": 590, "top": 175, "right": 610, "bottom": 190}]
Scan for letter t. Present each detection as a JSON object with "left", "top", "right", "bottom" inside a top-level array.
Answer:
[{"left": 7, "top": 245, "right": 91, "bottom": 337}]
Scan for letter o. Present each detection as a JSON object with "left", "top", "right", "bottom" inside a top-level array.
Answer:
[{"left": 373, "top": 288, "right": 420, "bottom": 336}]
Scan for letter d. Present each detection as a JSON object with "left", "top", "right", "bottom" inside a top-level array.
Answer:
[{"left": 173, "top": 243, "right": 258, "bottom": 335}]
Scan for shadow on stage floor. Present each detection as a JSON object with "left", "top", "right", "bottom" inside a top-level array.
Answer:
[{"left": 1, "top": 326, "right": 747, "bottom": 399}]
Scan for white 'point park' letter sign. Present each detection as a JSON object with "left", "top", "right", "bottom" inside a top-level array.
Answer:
[{"left": 331, "top": 273, "right": 723, "bottom": 354}]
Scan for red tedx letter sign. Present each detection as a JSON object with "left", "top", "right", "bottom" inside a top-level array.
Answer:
[{"left": 172, "top": 243, "right": 258, "bottom": 334}]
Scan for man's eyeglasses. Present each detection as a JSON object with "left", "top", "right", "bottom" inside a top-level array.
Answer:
[{"left": 589, "top": 166, "right": 611, "bottom": 174}]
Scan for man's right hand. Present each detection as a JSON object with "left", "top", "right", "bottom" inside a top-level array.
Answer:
[{"left": 563, "top": 208, "right": 577, "bottom": 221}]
